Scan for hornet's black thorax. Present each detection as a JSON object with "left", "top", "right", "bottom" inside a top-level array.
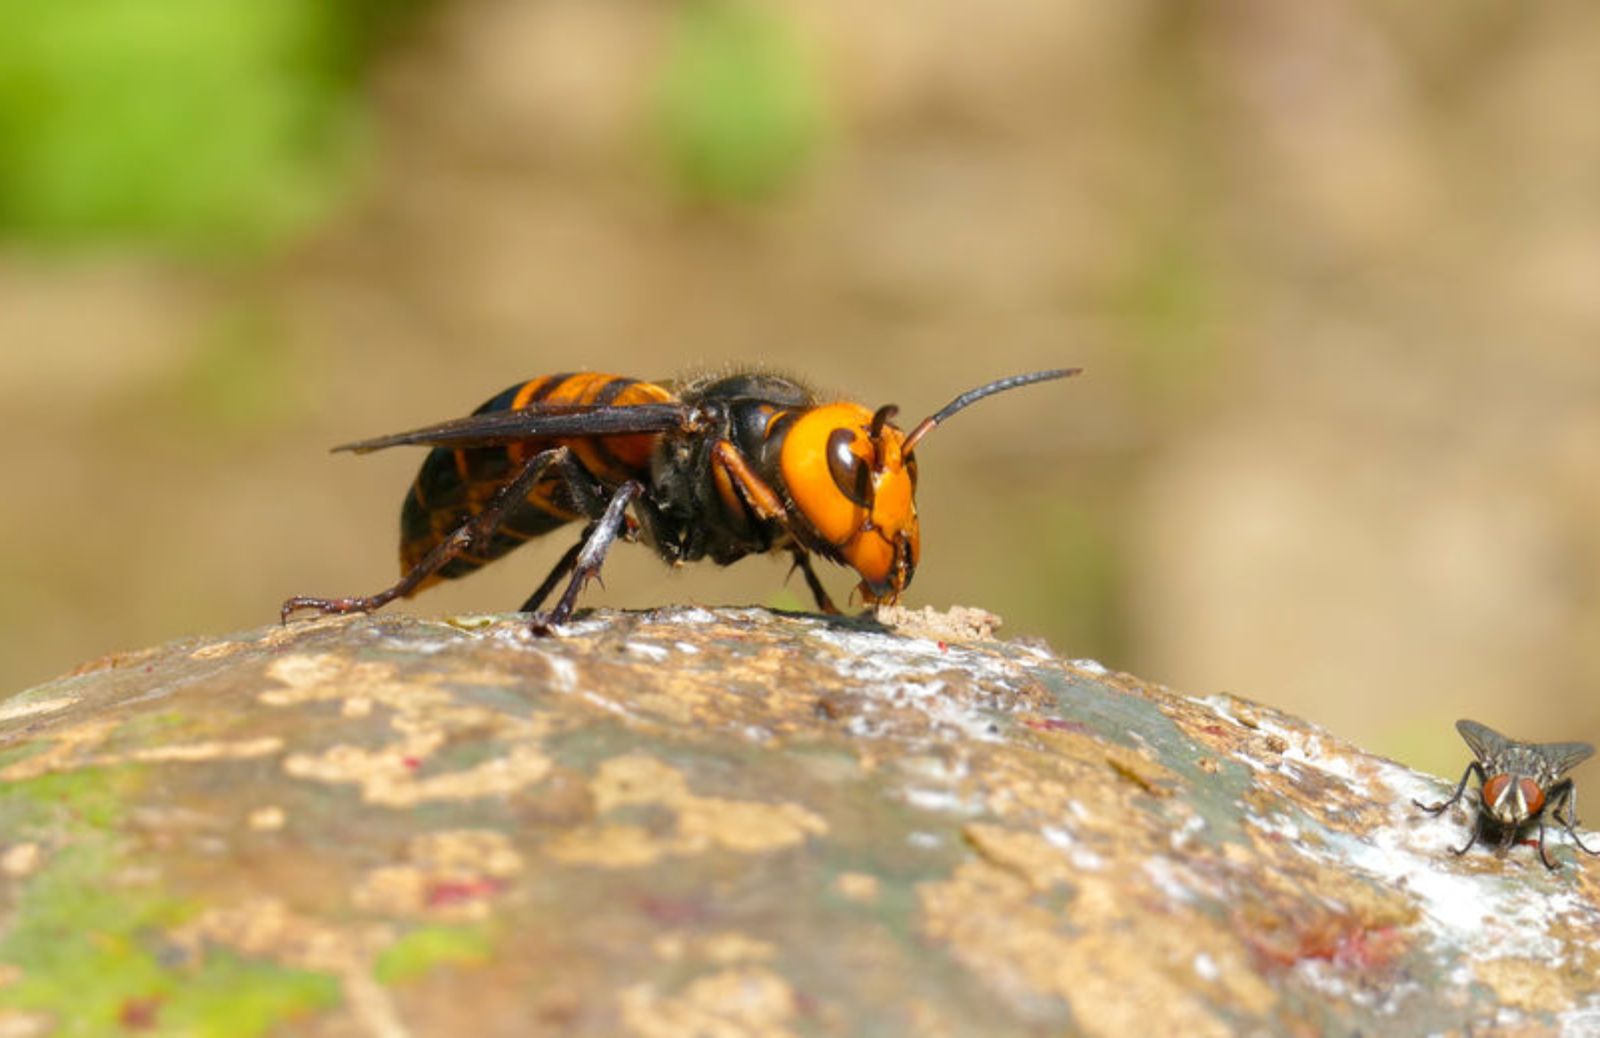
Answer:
[{"left": 644, "top": 372, "right": 816, "bottom": 567}]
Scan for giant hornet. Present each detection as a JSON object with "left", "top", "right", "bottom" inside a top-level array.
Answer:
[
  {"left": 1415, "top": 718, "right": 1598, "bottom": 870},
  {"left": 282, "top": 367, "right": 1077, "bottom": 630}
]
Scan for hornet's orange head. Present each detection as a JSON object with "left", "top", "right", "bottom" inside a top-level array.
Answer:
[
  {"left": 779, "top": 368, "right": 1079, "bottom": 605},
  {"left": 780, "top": 402, "right": 920, "bottom": 603}
]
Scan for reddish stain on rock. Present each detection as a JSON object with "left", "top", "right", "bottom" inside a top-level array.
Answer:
[
  {"left": 426, "top": 877, "right": 503, "bottom": 907},
  {"left": 636, "top": 894, "right": 708, "bottom": 927},
  {"left": 1024, "top": 718, "right": 1090, "bottom": 734},
  {"left": 1249, "top": 914, "right": 1406, "bottom": 974}
]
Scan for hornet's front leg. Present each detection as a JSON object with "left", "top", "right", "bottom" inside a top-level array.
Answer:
[{"left": 708, "top": 440, "right": 837, "bottom": 615}]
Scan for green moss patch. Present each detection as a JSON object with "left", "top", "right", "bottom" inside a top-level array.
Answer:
[
  {"left": 0, "top": 768, "right": 341, "bottom": 1034},
  {"left": 374, "top": 924, "right": 495, "bottom": 985}
]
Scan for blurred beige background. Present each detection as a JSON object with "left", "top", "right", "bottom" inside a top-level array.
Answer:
[{"left": 2, "top": 0, "right": 1597, "bottom": 778}]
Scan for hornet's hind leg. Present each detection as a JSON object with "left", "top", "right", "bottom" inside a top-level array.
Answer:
[{"left": 281, "top": 446, "right": 571, "bottom": 623}]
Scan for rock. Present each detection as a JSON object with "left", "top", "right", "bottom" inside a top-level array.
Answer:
[{"left": 1, "top": 606, "right": 1598, "bottom": 1036}]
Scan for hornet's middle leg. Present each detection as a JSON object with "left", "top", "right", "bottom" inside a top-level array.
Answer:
[{"left": 530, "top": 480, "right": 644, "bottom": 633}]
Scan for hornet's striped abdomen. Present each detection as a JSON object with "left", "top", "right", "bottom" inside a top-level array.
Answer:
[{"left": 399, "top": 373, "right": 673, "bottom": 587}]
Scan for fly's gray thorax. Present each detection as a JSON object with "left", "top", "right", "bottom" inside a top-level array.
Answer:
[{"left": 1498, "top": 746, "right": 1563, "bottom": 787}]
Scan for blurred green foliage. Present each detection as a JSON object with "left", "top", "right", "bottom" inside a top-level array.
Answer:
[
  {"left": 653, "top": 0, "right": 825, "bottom": 203},
  {"left": 0, "top": 0, "right": 414, "bottom": 252}
]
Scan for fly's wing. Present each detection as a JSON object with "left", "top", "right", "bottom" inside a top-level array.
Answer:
[
  {"left": 1456, "top": 719, "right": 1512, "bottom": 764},
  {"left": 1537, "top": 740, "right": 1596, "bottom": 777},
  {"left": 332, "top": 403, "right": 693, "bottom": 454}
]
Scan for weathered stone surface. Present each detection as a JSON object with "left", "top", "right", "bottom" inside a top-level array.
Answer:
[{"left": 2, "top": 606, "right": 1598, "bottom": 1036}]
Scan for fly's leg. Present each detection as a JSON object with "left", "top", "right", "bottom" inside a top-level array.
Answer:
[
  {"left": 1415, "top": 761, "right": 1485, "bottom": 814},
  {"left": 789, "top": 549, "right": 840, "bottom": 614},
  {"left": 1448, "top": 827, "right": 1480, "bottom": 857},
  {"left": 1551, "top": 782, "right": 1599, "bottom": 856},
  {"left": 282, "top": 446, "right": 570, "bottom": 623},
  {"left": 531, "top": 481, "right": 644, "bottom": 633},
  {"left": 1536, "top": 818, "right": 1559, "bottom": 870}
]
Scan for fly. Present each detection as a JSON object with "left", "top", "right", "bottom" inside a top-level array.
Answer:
[{"left": 1414, "top": 718, "right": 1598, "bottom": 870}]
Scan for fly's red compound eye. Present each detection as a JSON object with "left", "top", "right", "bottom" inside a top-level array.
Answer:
[
  {"left": 1517, "top": 778, "right": 1545, "bottom": 815},
  {"left": 1482, "top": 774, "right": 1512, "bottom": 811}
]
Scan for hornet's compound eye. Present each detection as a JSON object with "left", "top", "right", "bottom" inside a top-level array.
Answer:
[{"left": 827, "top": 428, "right": 873, "bottom": 507}]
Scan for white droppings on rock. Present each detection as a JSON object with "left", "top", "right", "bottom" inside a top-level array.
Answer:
[
  {"left": 1252, "top": 713, "right": 1360, "bottom": 783},
  {"left": 1193, "top": 953, "right": 1220, "bottom": 982},
  {"left": 625, "top": 642, "right": 670, "bottom": 661},
  {"left": 580, "top": 692, "right": 631, "bottom": 719},
  {"left": 544, "top": 656, "right": 578, "bottom": 693},
  {"left": 1070, "top": 848, "right": 1106, "bottom": 872},
  {"left": 1042, "top": 827, "right": 1076, "bottom": 849},
  {"left": 1142, "top": 857, "right": 1197, "bottom": 904},
  {"left": 903, "top": 787, "right": 983, "bottom": 816},
  {"left": 1068, "top": 658, "right": 1109, "bottom": 675},
  {"left": 1561, "top": 1003, "right": 1600, "bottom": 1038},
  {"left": 802, "top": 623, "right": 1028, "bottom": 745},
  {"left": 1315, "top": 791, "right": 1584, "bottom": 968},
  {"left": 0, "top": 696, "right": 77, "bottom": 722},
  {"left": 1292, "top": 960, "right": 1352, "bottom": 1003},
  {"left": 1248, "top": 811, "right": 1301, "bottom": 844},
  {"left": 662, "top": 606, "right": 720, "bottom": 625},
  {"left": 393, "top": 638, "right": 454, "bottom": 656},
  {"left": 1170, "top": 813, "right": 1206, "bottom": 851}
]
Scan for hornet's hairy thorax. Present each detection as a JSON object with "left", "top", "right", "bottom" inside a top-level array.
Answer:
[{"left": 647, "top": 372, "right": 819, "bottom": 567}]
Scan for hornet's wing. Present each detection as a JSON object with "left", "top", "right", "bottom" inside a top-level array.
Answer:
[{"left": 332, "top": 402, "right": 694, "bottom": 454}]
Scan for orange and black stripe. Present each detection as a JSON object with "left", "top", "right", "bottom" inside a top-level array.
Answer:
[{"left": 399, "top": 373, "right": 674, "bottom": 586}]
